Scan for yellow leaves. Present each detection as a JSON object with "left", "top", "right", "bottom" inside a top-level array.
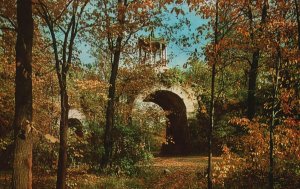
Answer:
[
  {"left": 75, "top": 79, "right": 108, "bottom": 100},
  {"left": 128, "top": 0, "right": 153, "bottom": 12},
  {"left": 44, "top": 134, "right": 59, "bottom": 143},
  {"left": 72, "top": 148, "right": 84, "bottom": 158},
  {"left": 75, "top": 79, "right": 108, "bottom": 91},
  {"left": 0, "top": 138, "right": 13, "bottom": 150},
  {"left": 213, "top": 148, "right": 243, "bottom": 187}
]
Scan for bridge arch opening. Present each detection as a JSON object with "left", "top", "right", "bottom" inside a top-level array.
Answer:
[
  {"left": 68, "top": 118, "right": 84, "bottom": 138},
  {"left": 144, "top": 90, "right": 189, "bottom": 155}
]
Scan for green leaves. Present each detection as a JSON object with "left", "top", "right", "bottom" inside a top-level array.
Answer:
[{"left": 158, "top": 67, "right": 186, "bottom": 87}]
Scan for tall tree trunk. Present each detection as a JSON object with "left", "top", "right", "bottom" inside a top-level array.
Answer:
[
  {"left": 269, "top": 44, "right": 280, "bottom": 189},
  {"left": 208, "top": 1, "right": 218, "bottom": 188},
  {"left": 56, "top": 73, "right": 69, "bottom": 189},
  {"left": 294, "top": 0, "right": 300, "bottom": 97},
  {"left": 36, "top": 1, "right": 86, "bottom": 188},
  {"left": 102, "top": 0, "right": 126, "bottom": 167},
  {"left": 247, "top": 50, "right": 259, "bottom": 119},
  {"left": 12, "top": 0, "right": 33, "bottom": 188},
  {"left": 295, "top": 0, "right": 300, "bottom": 50},
  {"left": 246, "top": 0, "right": 268, "bottom": 120},
  {"left": 102, "top": 36, "right": 122, "bottom": 167}
]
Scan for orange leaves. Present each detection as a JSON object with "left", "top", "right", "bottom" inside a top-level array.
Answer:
[
  {"left": 171, "top": 7, "right": 185, "bottom": 16},
  {"left": 283, "top": 118, "right": 299, "bottom": 128},
  {"left": 280, "top": 88, "right": 299, "bottom": 115},
  {"left": 229, "top": 117, "right": 250, "bottom": 127},
  {"left": 227, "top": 114, "right": 300, "bottom": 180},
  {"left": 0, "top": 0, "right": 16, "bottom": 27},
  {"left": 228, "top": 118, "right": 269, "bottom": 168},
  {"left": 38, "top": 0, "right": 73, "bottom": 19},
  {"left": 213, "top": 145, "right": 245, "bottom": 186},
  {"left": 75, "top": 79, "right": 108, "bottom": 91},
  {"left": 274, "top": 124, "right": 300, "bottom": 162},
  {"left": 75, "top": 79, "right": 108, "bottom": 100},
  {"left": 97, "top": 0, "right": 161, "bottom": 40},
  {"left": 236, "top": 26, "right": 250, "bottom": 37},
  {"left": 199, "top": 5, "right": 214, "bottom": 19}
]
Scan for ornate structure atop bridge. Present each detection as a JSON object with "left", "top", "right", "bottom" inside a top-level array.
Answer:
[{"left": 134, "top": 32, "right": 198, "bottom": 154}]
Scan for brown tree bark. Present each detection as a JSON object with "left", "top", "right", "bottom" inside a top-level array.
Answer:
[
  {"left": 208, "top": 1, "right": 218, "bottom": 188},
  {"left": 12, "top": 0, "right": 33, "bottom": 188},
  {"left": 246, "top": 0, "right": 268, "bottom": 120},
  {"left": 102, "top": 37, "right": 122, "bottom": 166},
  {"left": 269, "top": 41, "right": 281, "bottom": 189},
  {"left": 102, "top": 0, "right": 126, "bottom": 167},
  {"left": 39, "top": 10, "right": 70, "bottom": 188},
  {"left": 36, "top": 1, "right": 84, "bottom": 187},
  {"left": 295, "top": 0, "right": 300, "bottom": 50},
  {"left": 247, "top": 50, "right": 259, "bottom": 119},
  {"left": 56, "top": 76, "right": 69, "bottom": 189},
  {"left": 54, "top": 46, "right": 70, "bottom": 188}
]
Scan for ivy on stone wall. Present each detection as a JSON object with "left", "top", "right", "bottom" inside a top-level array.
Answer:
[{"left": 158, "top": 68, "right": 186, "bottom": 87}]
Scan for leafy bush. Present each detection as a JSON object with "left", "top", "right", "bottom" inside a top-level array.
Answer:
[
  {"left": 213, "top": 118, "right": 300, "bottom": 188},
  {"left": 84, "top": 121, "right": 105, "bottom": 168},
  {"left": 105, "top": 122, "right": 153, "bottom": 176},
  {"left": 33, "top": 137, "right": 58, "bottom": 172},
  {"left": 158, "top": 67, "right": 186, "bottom": 87}
]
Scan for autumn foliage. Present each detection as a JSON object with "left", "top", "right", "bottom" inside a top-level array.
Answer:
[{"left": 0, "top": 0, "right": 299, "bottom": 188}]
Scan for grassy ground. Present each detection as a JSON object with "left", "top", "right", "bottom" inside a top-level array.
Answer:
[{"left": 0, "top": 156, "right": 222, "bottom": 189}]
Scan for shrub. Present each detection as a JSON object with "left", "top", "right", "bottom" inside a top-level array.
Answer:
[{"left": 105, "top": 122, "right": 153, "bottom": 176}]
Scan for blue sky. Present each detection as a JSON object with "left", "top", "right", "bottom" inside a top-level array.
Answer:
[
  {"left": 79, "top": 3, "right": 208, "bottom": 68},
  {"left": 161, "top": 3, "right": 208, "bottom": 67}
]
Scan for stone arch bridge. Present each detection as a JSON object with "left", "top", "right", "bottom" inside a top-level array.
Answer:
[
  {"left": 69, "top": 80, "right": 198, "bottom": 155},
  {"left": 133, "top": 84, "right": 197, "bottom": 155}
]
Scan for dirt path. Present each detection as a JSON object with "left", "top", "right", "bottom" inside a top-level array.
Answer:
[
  {"left": 144, "top": 156, "right": 223, "bottom": 189},
  {"left": 1, "top": 156, "right": 222, "bottom": 189},
  {"left": 153, "top": 156, "right": 222, "bottom": 169}
]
